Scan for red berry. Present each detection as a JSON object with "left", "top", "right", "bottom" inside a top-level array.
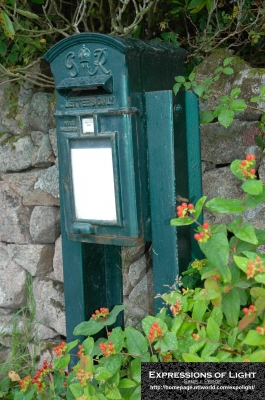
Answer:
[
  {"left": 194, "top": 233, "right": 200, "bottom": 240},
  {"left": 250, "top": 168, "right": 255, "bottom": 174},
  {"left": 188, "top": 204, "right": 194, "bottom": 209},
  {"left": 203, "top": 222, "right": 209, "bottom": 229},
  {"left": 246, "top": 154, "right": 255, "bottom": 161},
  {"left": 243, "top": 308, "right": 249, "bottom": 314},
  {"left": 182, "top": 203, "right": 187, "bottom": 208},
  {"left": 199, "top": 232, "right": 205, "bottom": 238}
]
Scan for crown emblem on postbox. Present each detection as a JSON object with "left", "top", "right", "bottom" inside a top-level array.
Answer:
[
  {"left": 78, "top": 44, "right": 91, "bottom": 68},
  {"left": 65, "top": 46, "right": 111, "bottom": 78}
]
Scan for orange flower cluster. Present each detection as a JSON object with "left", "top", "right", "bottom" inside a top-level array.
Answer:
[
  {"left": 176, "top": 202, "right": 195, "bottom": 218},
  {"left": 20, "top": 360, "right": 53, "bottom": 393},
  {"left": 99, "top": 341, "right": 116, "bottom": 358},
  {"left": 238, "top": 154, "right": 256, "bottom": 179},
  {"left": 162, "top": 350, "right": 177, "bottom": 362},
  {"left": 53, "top": 341, "right": 67, "bottom": 357},
  {"left": 92, "top": 307, "right": 109, "bottom": 320},
  {"left": 19, "top": 375, "right": 31, "bottom": 392},
  {"left": 256, "top": 326, "right": 265, "bottom": 335},
  {"left": 148, "top": 322, "right": 163, "bottom": 343},
  {"left": 194, "top": 222, "right": 211, "bottom": 243},
  {"left": 192, "top": 333, "right": 200, "bottom": 341},
  {"left": 242, "top": 305, "right": 257, "bottom": 315},
  {"left": 76, "top": 368, "right": 93, "bottom": 387},
  {"left": 77, "top": 344, "right": 84, "bottom": 357},
  {"left": 245, "top": 256, "right": 265, "bottom": 279},
  {"left": 170, "top": 301, "right": 182, "bottom": 317}
]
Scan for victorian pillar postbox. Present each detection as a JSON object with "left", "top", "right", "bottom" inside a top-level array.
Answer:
[{"left": 44, "top": 33, "right": 202, "bottom": 342}]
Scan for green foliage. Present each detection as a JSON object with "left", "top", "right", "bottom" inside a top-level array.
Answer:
[
  {"left": 162, "top": 0, "right": 265, "bottom": 66},
  {"left": 5, "top": 155, "right": 265, "bottom": 398}
]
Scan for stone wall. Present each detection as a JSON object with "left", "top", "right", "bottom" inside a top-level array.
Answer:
[{"left": 0, "top": 49, "right": 265, "bottom": 366}]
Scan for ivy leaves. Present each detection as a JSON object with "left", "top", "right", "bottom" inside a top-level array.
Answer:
[{"left": 174, "top": 57, "right": 248, "bottom": 128}]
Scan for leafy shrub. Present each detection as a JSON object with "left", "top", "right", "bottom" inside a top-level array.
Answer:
[{"left": 3, "top": 153, "right": 265, "bottom": 399}]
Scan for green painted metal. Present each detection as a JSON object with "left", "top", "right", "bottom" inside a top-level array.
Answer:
[
  {"left": 43, "top": 33, "right": 199, "bottom": 342},
  {"left": 146, "top": 90, "right": 202, "bottom": 312},
  {"left": 44, "top": 33, "right": 187, "bottom": 247}
]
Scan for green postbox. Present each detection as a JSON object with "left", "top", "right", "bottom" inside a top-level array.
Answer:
[{"left": 44, "top": 33, "right": 202, "bottom": 342}]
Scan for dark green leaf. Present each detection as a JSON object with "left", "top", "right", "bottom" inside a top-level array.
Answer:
[
  {"left": 256, "top": 134, "right": 264, "bottom": 149},
  {"left": 206, "top": 316, "right": 220, "bottom": 342},
  {"left": 109, "top": 327, "right": 124, "bottom": 352},
  {"left": 230, "top": 99, "right": 247, "bottom": 112},
  {"left": 82, "top": 337, "right": 94, "bottom": 355},
  {"left": 74, "top": 318, "right": 105, "bottom": 336},
  {"left": 54, "top": 354, "right": 70, "bottom": 369},
  {"left": 103, "top": 305, "right": 126, "bottom": 326},
  {"left": 230, "top": 88, "right": 240, "bottom": 98},
  {"left": 260, "top": 86, "right": 265, "bottom": 95},
  {"left": 95, "top": 367, "right": 112, "bottom": 381},
  {"left": 201, "top": 342, "right": 220, "bottom": 358},
  {"left": 125, "top": 326, "right": 148, "bottom": 356},
  {"left": 219, "top": 95, "right": 230, "bottom": 103},
  {"left": 227, "top": 219, "right": 258, "bottom": 244},
  {"left": 189, "top": 72, "right": 196, "bottom": 81},
  {"left": 222, "top": 289, "right": 240, "bottom": 327},
  {"left": 192, "top": 300, "right": 208, "bottom": 321},
  {"left": 250, "top": 287, "right": 265, "bottom": 298},
  {"left": 194, "top": 195, "right": 207, "bottom": 219},
  {"left": 218, "top": 109, "right": 234, "bottom": 127},
  {"left": 130, "top": 358, "right": 141, "bottom": 383},
  {"left": 233, "top": 255, "right": 248, "bottom": 273},
  {"left": 103, "top": 354, "right": 123, "bottom": 376},
  {"left": 243, "top": 330, "right": 265, "bottom": 346},
  {"left": 182, "top": 353, "right": 204, "bottom": 361},
  {"left": 193, "top": 84, "right": 205, "bottom": 97},
  {"left": 173, "top": 83, "right": 181, "bottom": 95},
  {"left": 200, "top": 233, "right": 231, "bottom": 282},
  {"left": 174, "top": 75, "right": 186, "bottom": 83},
  {"left": 206, "top": 198, "right": 244, "bottom": 213},
  {"left": 203, "top": 77, "right": 213, "bottom": 85},
  {"left": 118, "top": 378, "right": 137, "bottom": 388},
  {"left": 223, "top": 67, "right": 234, "bottom": 75},
  {"left": 250, "top": 96, "right": 260, "bottom": 102},
  {"left": 0, "top": 42, "right": 7, "bottom": 56},
  {"left": 184, "top": 82, "right": 191, "bottom": 90},
  {"left": 230, "top": 159, "right": 245, "bottom": 180},
  {"left": 0, "top": 12, "right": 15, "bottom": 37},
  {"left": 241, "top": 180, "right": 263, "bottom": 195},
  {"left": 69, "top": 383, "right": 84, "bottom": 398},
  {"left": 154, "top": 331, "right": 178, "bottom": 352},
  {"left": 66, "top": 339, "right": 79, "bottom": 353},
  {"left": 245, "top": 186, "right": 265, "bottom": 209},
  {"left": 223, "top": 57, "right": 234, "bottom": 66},
  {"left": 248, "top": 350, "right": 265, "bottom": 362},
  {"left": 214, "top": 66, "right": 223, "bottom": 75},
  {"left": 15, "top": 9, "right": 40, "bottom": 19},
  {"left": 200, "top": 110, "right": 214, "bottom": 124},
  {"left": 170, "top": 217, "right": 194, "bottom": 226}
]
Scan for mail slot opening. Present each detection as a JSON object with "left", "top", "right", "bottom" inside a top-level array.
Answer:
[
  {"left": 66, "top": 86, "right": 109, "bottom": 97},
  {"left": 56, "top": 75, "right": 113, "bottom": 96}
]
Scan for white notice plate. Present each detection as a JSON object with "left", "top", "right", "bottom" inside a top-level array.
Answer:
[
  {"left": 82, "top": 118, "right": 94, "bottom": 134},
  {"left": 71, "top": 147, "right": 117, "bottom": 221}
]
